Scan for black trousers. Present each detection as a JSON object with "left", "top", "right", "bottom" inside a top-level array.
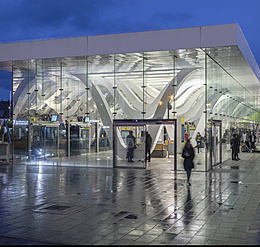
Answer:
[
  {"left": 231, "top": 146, "right": 238, "bottom": 160},
  {"left": 127, "top": 147, "right": 134, "bottom": 161},
  {"left": 197, "top": 141, "right": 201, "bottom": 153},
  {"left": 186, "top": 169, "right": 191, "bottom": 182}
]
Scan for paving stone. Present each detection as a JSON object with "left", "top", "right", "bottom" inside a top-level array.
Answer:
[{"left": 1, "top": 151, "right": 260, "bottom": 245}]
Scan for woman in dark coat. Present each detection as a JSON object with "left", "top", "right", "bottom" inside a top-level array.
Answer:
[{"left": 182, "top": 139, "right": 195, "bottom": 186}]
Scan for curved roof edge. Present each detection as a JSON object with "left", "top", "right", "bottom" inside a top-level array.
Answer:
[
  {"left": 236, "top": 25, "right": 260, "bottom": 81},
  {"left": 0, "top": 23, "right": 259, "bottom": 82}
]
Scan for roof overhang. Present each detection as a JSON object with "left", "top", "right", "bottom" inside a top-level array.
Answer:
[{"left": 0, "top": 23, "right": 260, "bottom": 99}]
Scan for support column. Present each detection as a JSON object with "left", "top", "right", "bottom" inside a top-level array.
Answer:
[{"left": 176, "top": 116, "right": 183, "bottom": 154}]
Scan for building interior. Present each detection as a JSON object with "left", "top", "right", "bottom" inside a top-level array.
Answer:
[{"left": 8, "top": 45, "right": 260, "bottom": 171}]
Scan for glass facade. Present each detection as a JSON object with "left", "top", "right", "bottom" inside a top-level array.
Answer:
[
  {"left": 205, "top": 47, "right": 260, "bottom": 169},
  {"left": 12, "top": 46, "right": 260, "bottom": 171}
]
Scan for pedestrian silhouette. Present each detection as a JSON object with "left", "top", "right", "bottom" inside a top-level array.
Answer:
[
  {"left": 126, "top": 130, "right": 136, "bottom": 162},
  {"left": 145, "top": 131, "right": 152, "bottom": 162},
  {"left": 182, "top": 139, "right": 195, "bottom": 186}
]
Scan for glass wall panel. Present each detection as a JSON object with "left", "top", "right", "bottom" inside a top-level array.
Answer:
[
  {"left": 87, "top": 54, "right": 114, "bottom": 166},
  {"left": 13, "top": 60, "right": 34, "bottom": 159},
  {"left": 206, "top": 46, "right": 260, "bottom": 170},
  {"left": 113, "top": 52, "right": 144, "bottom": 120},
  {"left": 12, "top": 49, "right": 206, "bottom": 169},
  {"left": 12, "top": 46, "right": 260, "bottom": 170},
  {"left": 173, "top": 49, "right": 206, "bottom": 171},
  {"left": 144, "top": 51, "right": 175, "bottom": 119}
]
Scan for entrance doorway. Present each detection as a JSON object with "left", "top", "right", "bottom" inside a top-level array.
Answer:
[
  {"left": 68, "top": 122, "right": 90, "bottom": 156},
  {"left": 30, "top": 122, "right": 59, "bottom": 159},
  {"left": 209, "top": 120, "right": 222, "bottom": 168},
  {"left": 113, "top": 119, "right": 177, "bottom": 169}
]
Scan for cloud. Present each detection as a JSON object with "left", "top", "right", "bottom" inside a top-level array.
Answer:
[
  {"left": 0, "top": 0, "right": 260, "bottom": 101},
  {"left": 0, "top": 0, "right": 118, "bottom": 42},
  {"left": 0, "top": 0, "right": 197, "bottom": 42}
]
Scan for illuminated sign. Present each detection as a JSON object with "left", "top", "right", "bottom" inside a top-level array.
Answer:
[{"left": 14, "top": 120, "right": 29, "bottom": 125}]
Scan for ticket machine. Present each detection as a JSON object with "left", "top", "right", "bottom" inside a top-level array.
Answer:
[
  {"left": 30, "top": 121, "right": 59, "bottom": 158},
  {"left": 68, "top": 122, "right": 90, "bottom": 156}
]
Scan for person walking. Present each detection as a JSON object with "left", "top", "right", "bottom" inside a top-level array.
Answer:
[
  {"left": 181, "top": 139, "right": 195, "bottom": 186},
  {"left": 250, "top": 131, "right": 256, "bottom": 150},
  {"left": 230, "top": 133, "right": 239, "bottom": 161},
  {"left": 235, "top": 133, "right": 241, "bottom": 160},
  {"left": 245, "top": 131, "right": 250, "bottom": 150},
  {"left": 145, "top": 131, "right": 152, "bottom": 162},
  {"left": 126, "top": 130, "right": 136, "bottom": 162},
  {"left": 195, "top": 132, "right": 203, "bottom": 153}
]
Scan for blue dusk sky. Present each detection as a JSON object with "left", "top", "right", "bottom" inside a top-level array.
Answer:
[{"left": 0, "top": 0, "right": 260, "bottom": 101}]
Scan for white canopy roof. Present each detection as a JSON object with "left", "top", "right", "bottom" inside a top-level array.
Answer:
[{"left": 0, "top": 23, "right": 260, "bottom": 99}]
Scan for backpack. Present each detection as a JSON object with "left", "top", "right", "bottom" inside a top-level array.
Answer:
[{"left": 127, "top": 136, "right": 134, "bottom": 148}]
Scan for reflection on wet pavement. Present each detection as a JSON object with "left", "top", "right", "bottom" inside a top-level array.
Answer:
[{"left": 0, "top": 152, "right": 260, "bottom": 245}]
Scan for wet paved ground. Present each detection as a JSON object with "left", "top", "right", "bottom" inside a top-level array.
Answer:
[{"left": 1, "top": 151, "right": 260, "bottom": 245}]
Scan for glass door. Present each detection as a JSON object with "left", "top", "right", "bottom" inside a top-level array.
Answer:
[
  {"left": 212, "top": 121, "right": 222, "bottom": 167},
  {"left": 114, "top": 122, "right": 146, "bottom": 168},
  {"left": 113, "top": 119, "right": 177, "bottom": 169},
  {"left": 44, "top": 125, "right": 59, "bottom": 158},
  {"left": 31, "top": 125, "right": 44, "bottom": 158},
  {"left": 69, "top": 122, "right": 91, "bottom": 156},
  {"left": 31, "top": 123, "right": 59, "bottom": 159}
]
